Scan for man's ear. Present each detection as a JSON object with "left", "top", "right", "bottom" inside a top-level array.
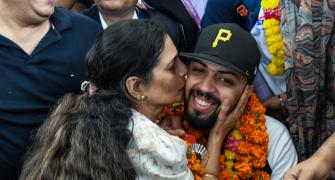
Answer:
[{"left": 125, "top": 76, "right": 145, "bottom": 101}]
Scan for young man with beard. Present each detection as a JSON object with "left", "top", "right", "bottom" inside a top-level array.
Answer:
[
  {"left": 178, "top": 23, "right": 297, "bottom": 179},
  {"left": 201, "top": 0, "right": 289, "bottom": 122}
]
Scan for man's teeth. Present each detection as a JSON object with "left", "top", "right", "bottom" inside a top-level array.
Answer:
[{"left": 195, "top": 98, "right": 210, "bottom": 107}]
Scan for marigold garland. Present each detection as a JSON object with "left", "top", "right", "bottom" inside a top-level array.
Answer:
[
  {"left": 261, "top": 0, "right": 285, "bottom": 76},
  {"left": 161, "top": 103, "right": 206, "bottom": 180},
  {"left": 161, "top": 103, "right": 205, "bottom": 179},
  {"left": 186, "top": 149, "right": 206, "bottom": 180},
  {"left": 160, "top": 93, "right": 270, "bottom": 179}
]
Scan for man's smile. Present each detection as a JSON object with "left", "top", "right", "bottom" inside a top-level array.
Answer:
[{"left": 189, "top": 89, "right": 220, "bottom": 114}]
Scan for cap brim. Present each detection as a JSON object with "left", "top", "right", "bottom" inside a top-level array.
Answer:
[{"left": 179, "top": 52, "right": 244, "bottom": 74}]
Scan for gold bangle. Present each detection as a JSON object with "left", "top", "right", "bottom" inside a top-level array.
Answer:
[
  {"left": 203, "top": 173, "right": 218, "bottom": 178},
  {"left": 278, "top": 95, "right": 285, "bottom": 108}
]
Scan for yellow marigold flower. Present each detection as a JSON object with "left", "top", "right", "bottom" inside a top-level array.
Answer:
[
  {"left": 263, "top": 13, "right": 285, "bottom": 76},
  {"left": 262, "top": 21, "right": 271, "bottom": 28},
  {"left": 268, "top": 46, "right": 277, "bottom": 54},
  {"left": 276, "top": 66, "right": 285, "bottom": 74},
  {"left": 231, "top": 130, "right": 243, "bottom": 140},
  {"left": 265, "top": 19, "right": 278, "bottom": 26},
  {"left": 278, "top": 49, "right": 285, "bottom": 56},
  {"left": 273, "top": 35, "right": 281, "bottom": 42},
  {"left": 225, "top": 160, "right": 234, "bottom": 170},
  {"left": 225, "top": 150, "right": 236, "bottom": 160},
  {"left": 269, "top": 36, "right": 276, "bottom": 42},
  {"left": 261, "top": 0, "right": 279, "bottom": 10},
  {"left": 276, "top": 35, "right": 283, "bottom": 42},
  {"left": 272, "top": 25, "right": 280, "bottom": 32},
  {"left": 274, "top": 58, "right": 284, "bottom": 66},
  {"left": 267, "top": 63, "right": 277, "bottom": 75},
  {"left": 264, "top": 30, "right": 273, "bottom": 37},
  {"left": 268, "top": 63, "right": 284, "bottom": 75}
]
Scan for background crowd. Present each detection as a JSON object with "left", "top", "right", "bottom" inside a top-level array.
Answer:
[{"left": 0, "top": 0, "right": 334, "bottom": 179}]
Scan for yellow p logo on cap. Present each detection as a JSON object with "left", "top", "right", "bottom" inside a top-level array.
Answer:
[{"left": 212, "top": 29, "right": 232, "bottom": 48}]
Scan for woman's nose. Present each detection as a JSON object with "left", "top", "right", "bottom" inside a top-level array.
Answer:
[{"left": 177, "top": 58, "right": 188, "bottom": 77}]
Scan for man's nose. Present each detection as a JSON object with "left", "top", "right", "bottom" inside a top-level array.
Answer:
[{"left": 197, "top": 76, "right": 216, "bottom": 94}]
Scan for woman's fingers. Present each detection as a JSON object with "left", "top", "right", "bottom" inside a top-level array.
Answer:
[
  {"left": 166, "top": 129, "right": 186, "bottom": 137},
  {"left": 235, "top": 85, "right": 253, "bottom": 112},
  {"left": 212, "top": 85, "right": 253, "bottom": 137}
]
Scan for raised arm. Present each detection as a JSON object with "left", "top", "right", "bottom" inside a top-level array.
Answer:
[{"left": 284, "top": 133, "right": 335, "bottom": 180}]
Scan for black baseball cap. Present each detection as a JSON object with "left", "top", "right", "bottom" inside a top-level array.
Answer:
[{"left": 180, "top": 23, "right": 260, "bottom": 82}]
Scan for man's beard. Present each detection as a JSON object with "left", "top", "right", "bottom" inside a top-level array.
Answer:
[{"left": 184, "top": 88, "right": 221, "bottom": 131}]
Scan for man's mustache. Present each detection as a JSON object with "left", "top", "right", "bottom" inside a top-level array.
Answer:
[{"left": 190, "top": 88, "right": 220, "bottom": 105}]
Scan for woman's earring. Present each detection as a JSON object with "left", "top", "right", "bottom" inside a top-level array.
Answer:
[{"left": 140, "top": 95, "right": 147, "bottom": 101}]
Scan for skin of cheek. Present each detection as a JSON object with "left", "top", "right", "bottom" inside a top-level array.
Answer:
[
  {"left": 147, "top": 71, "right": 184, "bottom": 105},
  {"left": 217, "top": 88, "right": 241, "bottom": 113}
]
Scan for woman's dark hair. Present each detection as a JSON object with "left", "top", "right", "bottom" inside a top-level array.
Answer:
[{"left": 19, "top": 20, "right": 166, "bottom": 180}]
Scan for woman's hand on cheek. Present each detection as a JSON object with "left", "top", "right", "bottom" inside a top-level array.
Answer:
[{"left": 209, "top": 85, "right": 254, "bottom": 143}]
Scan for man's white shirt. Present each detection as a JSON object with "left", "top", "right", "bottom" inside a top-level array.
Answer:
[{"left": 99, "top": 11, "right": 139, "bottom": 29}]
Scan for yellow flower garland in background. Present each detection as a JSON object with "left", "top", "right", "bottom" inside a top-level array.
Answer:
[{"left": 261, "top": 0, "right": 285, "bottom": 75}]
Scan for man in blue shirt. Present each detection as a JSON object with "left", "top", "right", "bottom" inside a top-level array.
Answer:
[
  {"left": 201, "top": 0, "right": 261, "bottom": 31},
  {"left": 82, "top": 0, "right": 187, "bottom": 51},
  {"left": 0, "top": 0, "right": 102, "bottom": 179}
]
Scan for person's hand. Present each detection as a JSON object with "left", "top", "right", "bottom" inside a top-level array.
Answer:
[
  {"left": 208, "top": 85, "right": 254, "bottom": 142},
  {"left": 159, "top": 115, "right": 186, "bottom": 137},
  {"left": 263, "top": 93, "right": 287, "bottom": 110},
  {"left": 204, "top": 85, "right": 253, "bottom": 178},
  {"left": 284, "top": 154, "right": 332, "bottom": 180}
]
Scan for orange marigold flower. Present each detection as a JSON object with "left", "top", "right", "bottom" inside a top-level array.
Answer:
[
  {"left": 235, "top": 162, "right": 252, "bottom": 178},
  {"left": 219, "top": 155, "right": 225, "bottom": 164},
  {"left": 220, "top": 171, "right": 239, "bottom": 180},
  {"left": 248, "top": 131, "right": 269, "bottom": 144},
  {"left": 237, "top": 142, "right": 251, "bottom": 155},
  {"left": 187, "top": 152, "right": 206, "bottom": 178},
  {"left": 253, "top": 156, "right": 267, "bottom": 168},
  {"left": 253, "top": 170, "right": 270, "bottom": 180}
]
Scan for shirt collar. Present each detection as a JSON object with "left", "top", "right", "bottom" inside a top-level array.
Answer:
[
  {"left": 99, "top": 12, "right": 108, "bottom": 29},
  {"left": 99, "top": 10, "right": 138, "bottom": 30},
  {"left": 50, "top": 7, "right": 72, "bottom": 32}
]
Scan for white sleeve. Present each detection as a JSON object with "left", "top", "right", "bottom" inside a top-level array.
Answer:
[
  {"left": 266, "top": 116, "right": 298, "bottom": 180},
  {"left": 128, "top": 112, "right": 194, "bottom": 180}
]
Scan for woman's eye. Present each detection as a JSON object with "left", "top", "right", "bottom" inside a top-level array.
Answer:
[{"left": 169, "top": 62, "right": 176, "bottom": 71}]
